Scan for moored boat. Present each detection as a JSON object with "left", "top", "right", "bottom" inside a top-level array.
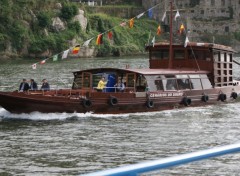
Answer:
[{"left": 0, "top": 2, "right": 240, "bottom": 114}]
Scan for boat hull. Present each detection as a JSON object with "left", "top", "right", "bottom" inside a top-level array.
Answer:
[{"left": 0, "top": 86, "right": 240, "bottom": 114}]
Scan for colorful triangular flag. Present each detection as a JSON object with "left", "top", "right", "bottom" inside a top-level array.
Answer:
[
  {"left": 151, "top": 36, "right": 156, "bottom": 47},
  {"left": 120, "top": 22, "right": 126, "bottom": 27},
  {"left": 179, "top": 24, "right": 185, "bottom": 34},
  {"left": 184, "top": 36, "right": 189, "bottom": 47},
  {"left": 62, "top": 49, "right": 69, "bottom": 59},
  {"left": 83, "top": 38, "right": 93, "bottom": 47},
  {"left": 157, "top": 25, "right": 161, "bottom": 36},
  {"left": 162, "top": 11, "right": 166, "bottom": 22},
  {"left": 96, "top": 34, "right": 103, "bottom": 45},
  {"left": 107, "top": 31, "right": 113, "bottom": 40},
  {"left": 129, "top": 18, "right": 134, "bottom": 28},
  {"left": 174, "top": 10, "right": 180, "bottom": 21},
  {"left": 137, "top": 12, "right": 145, "bottom": 19},
  {"left": 40, "top": 60, "right": 46, "bottom": 65},
  {"left": 53, "top": 54, "right": 58, "bottom": 62},
  {"left": 148, "top": 8, "right": 153, "bottom": 18},
  {"left": 32, "top": 64, "right": 37, "bottom": 69},
  {"left": 72, "top": 45, "right": 80, "bottom": 54}
]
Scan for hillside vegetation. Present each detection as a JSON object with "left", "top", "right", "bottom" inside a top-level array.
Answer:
[{"left": 0, "top": 0, "right": 159, "bottom": 59}]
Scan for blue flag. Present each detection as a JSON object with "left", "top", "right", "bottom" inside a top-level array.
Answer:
[{"left": 148, "top": 8, "right": 153, "bottom": 18}]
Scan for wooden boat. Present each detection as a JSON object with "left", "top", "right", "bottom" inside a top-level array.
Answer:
[{"left": 1, "top": 2, "right": 240, "bottom": 114}]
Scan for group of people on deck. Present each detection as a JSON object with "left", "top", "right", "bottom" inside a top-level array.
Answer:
[
  {"left": 19, "top": 79, "right": 50, "bottom": 92},
  {"left": 97, "top": 77, "right": 125, "bottom": 92}
]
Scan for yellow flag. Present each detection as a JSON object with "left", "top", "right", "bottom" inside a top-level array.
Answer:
[
  {"left": 157, "top": 25, "right": 161, "bottom": 35},
  {"left": 179, "top": 24, "right": 185, "bottom": 34},
  {"left": 129, "top": 18, "right": 134, "bottom": 28}
]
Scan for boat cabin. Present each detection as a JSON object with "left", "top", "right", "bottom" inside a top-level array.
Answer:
[
  {"left": 72, "top": 68, "right": 212, "bottom": 93},
  {"left": 147, "top": 42, "right": 235, "bottom": 87}
]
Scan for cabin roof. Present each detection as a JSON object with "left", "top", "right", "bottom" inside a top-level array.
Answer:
[
  {"left": 73, "top": 68, "right": 209, "bottom": 75},
  {"left": 147, "top": 42, "right": 236, "bottom": 53}
]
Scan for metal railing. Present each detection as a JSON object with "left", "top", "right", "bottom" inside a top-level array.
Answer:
[{"left": 81, "top": 143, "right": 240, "bottom": 176}]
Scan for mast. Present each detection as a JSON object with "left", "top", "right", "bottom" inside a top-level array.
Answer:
[{"left": 168, "top": 0, "right": 173, "bottom": 69}]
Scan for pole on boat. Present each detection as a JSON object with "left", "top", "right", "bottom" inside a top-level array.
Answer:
[
  {"left": 168, "top": 0, "right": 173, "bottom": 69},
  {"left": 81, "top": 143, "right": 240, "bottom": 176}
]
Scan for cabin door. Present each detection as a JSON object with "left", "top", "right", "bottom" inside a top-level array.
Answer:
[
  {"left": 126, "top": 73, "right": 136, "bottom": 92},
  {"left": 82, "top": 72, "right": 92, "bottom": 89}
]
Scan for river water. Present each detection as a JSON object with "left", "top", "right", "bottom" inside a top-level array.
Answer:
[{"left": 0, "top": 56, "right": 240, "bottom": 175}]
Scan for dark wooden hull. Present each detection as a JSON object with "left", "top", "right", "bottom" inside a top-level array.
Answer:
[{"left": 0, "top": 86, "right": 240, "bottom": 114}]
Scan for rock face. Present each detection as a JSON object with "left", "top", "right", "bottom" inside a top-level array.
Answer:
[
  {"left": 52, "top": 17, "right": 65, "bottom": 32},
  {"left": 73, "top": 9, "right": 88, "bottom": 31}
]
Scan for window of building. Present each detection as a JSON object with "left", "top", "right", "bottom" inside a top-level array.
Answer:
[
  {"left": 201, "top": 10, "right": 204, "bottom": 14},
  {"left": 225, "top": 26, "right": 229, "bottom": 32},
  {"left": 221, "top": 0, "right": 225, "bottom": 6},
  {"left": 211, "top": 0, "right": 215, "bottom": 6}
]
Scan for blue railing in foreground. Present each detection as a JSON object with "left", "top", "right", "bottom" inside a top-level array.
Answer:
[{"left": 81, "top": 143, "right": 240, "bottom": 176}]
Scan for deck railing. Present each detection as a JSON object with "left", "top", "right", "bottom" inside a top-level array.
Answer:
[{"left": 81, "top": 143, "right": 240, "bottom": 176}]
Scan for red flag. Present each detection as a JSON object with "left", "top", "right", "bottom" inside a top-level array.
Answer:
[
  {"left": 157, "top": 25, "right": 161, "bottom": 36},
  {"left": 107, "top": 31, "right": 113, "bottom": 40},
  {"left": 40, "top": 60, "right": 46, "bottom": 65},
  {"left": 96, "top": 34, "right": 103, "bottom": 45},
  {"left": 72, "top": 45, "right": 80, "bottom": 54}
]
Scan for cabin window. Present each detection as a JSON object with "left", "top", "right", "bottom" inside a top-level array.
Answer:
[
  {"left": 188, "top": 50, "right": 211, "bottom": 60},
  {"left": 151, "top": 49, "right": 169, "bottom": 60},
  {"left": 127, "top": 73, "right": 135, "bottom": 87},
  {"left": 136, "top": 75, "right": 147, "bottom": 91},
  {"left": 174, "top": 50, "right": 184, "bottom": 59},
  {"left": 176, "top": 75, "right": 191, "bottom": 89},
  {"left": 189, "top": 75, "right": 202, "bottom": 89},
  {"left": 73, "top": 73, "right": 82, "bottom": 89}
]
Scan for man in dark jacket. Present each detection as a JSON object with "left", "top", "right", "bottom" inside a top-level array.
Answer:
[
  {"left": 41, "top": 79, "right": 50, "bottom": 91},
  {"left": 19, "top": 79, "right": 30, "bottom": 92},
  {"left": 29, "top": 79, "right": 38, "bottom": 90}
]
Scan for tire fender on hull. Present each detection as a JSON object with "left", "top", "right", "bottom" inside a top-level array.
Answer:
[
  {"left": 146, "top": 100, "right": 154, "bottom": 108},
  {"left": 218, "top": 93, "right": 226, "bottom": 102},
  {"left": 182, "top": 97, "right": 191, "bottom": 106},
  {"left": 82, "top": 99, "right": 92, "bottom": 108},
  {"left": 109, "top": 96, "right": 118, "bottom": 106},
  {"left": 201, "top": 95, "right": 209, "bottom": 102},
  {"left": 231, "top": 92, "right": 238, "bottom": 99}
]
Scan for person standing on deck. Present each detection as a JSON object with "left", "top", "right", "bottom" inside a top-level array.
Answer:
[
  {"left": 19, "top": 79, "right": 30, "bottom": 92},
  {"left": 97, "top": 77, "right": 107, "bottom": 92}
]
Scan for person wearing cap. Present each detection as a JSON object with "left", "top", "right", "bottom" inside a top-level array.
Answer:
[
  {"left": 40, "top": 79, "right": 50, "bottom": 91},
  {"left": 19, "top": 79, "right": 30, "bottom": 92},
  {"left": 29, "top": 79, "right": 38, "bottom": 90}
]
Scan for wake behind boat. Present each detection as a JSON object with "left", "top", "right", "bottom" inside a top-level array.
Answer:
[{"left": 0, "top": 1, "right": 240, "bottom": 114}]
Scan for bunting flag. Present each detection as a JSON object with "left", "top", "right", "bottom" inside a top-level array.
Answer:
[
  {"left": 137, "top": 12, "right": 144, "bottom": 19},
  {"left": 107, "top": 31, "right": 113, "bottom": 40},
  {"left": 129, "top": 18, "right": 134, "bottom": 28},
  {"left": 162, "top": 11, "right": 166, "bottom": 22},
  {"left": 151, "top": 36, "right": 156, "bottom": 47},
  {"left": 148, "top": 8, "right": 153, "bottom": 18},
  {"left": 83, "top": 38, "right": 93, "bottom": 47},
  {"left": 184, "top": 36, "right": 189, "bottom": 47},
  {"left": 62, "top": 49, "right": 69, "bottom": 59},
  {"left": 157, "top": 25, "right": 161, "bottom": 36},
  {"left": 174, "top": 10, "right": 180, "bottom": 21},
  {"left": 40, "top": 60, "right": 46, "bottom": 65},
  {"left": 120, "top": 21, "right": 126, "bottom": 27},
  {"left": 72, "top": 45, "right": 80, "bottom": 54},
  {"left": 179, "top": 24, "right": 185, "bottom": 34},
  {"left": 32, "top": 64, "right": 37, "bottom": 69},
  {"left": 96, "top": 34, "right": 103, "bottom": 45},
  {"left": 53, "top": 54, "right": 58, "bottom": 62}
]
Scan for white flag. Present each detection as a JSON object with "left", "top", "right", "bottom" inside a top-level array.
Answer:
[
  {"left": 83, "top": 38, "right": 93, "bottom": 47},
  {"left": 151, "top": 36, "right": 156, "bottom": 47},
  {"left": 32, "top": 64, "right": 37, "bottom": 69},
  {"left": 174, "top": 10, "right": 180, "bottom": 21},
  {"left": 184, "top": 36, "right": 189, "bottom": 47},
  {"left": 162, "top": 11, "right": 166, "bottom": 22},
  {"left": 62, "top": 49, "right": 69, "bottom": 59},
  {"left": 137, "top": 12, "right": 145, "bottom": 19}
]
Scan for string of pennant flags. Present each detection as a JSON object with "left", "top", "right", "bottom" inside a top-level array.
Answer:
[{"left": 31, "top": 1, "right": 189, "bottom": 70}]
